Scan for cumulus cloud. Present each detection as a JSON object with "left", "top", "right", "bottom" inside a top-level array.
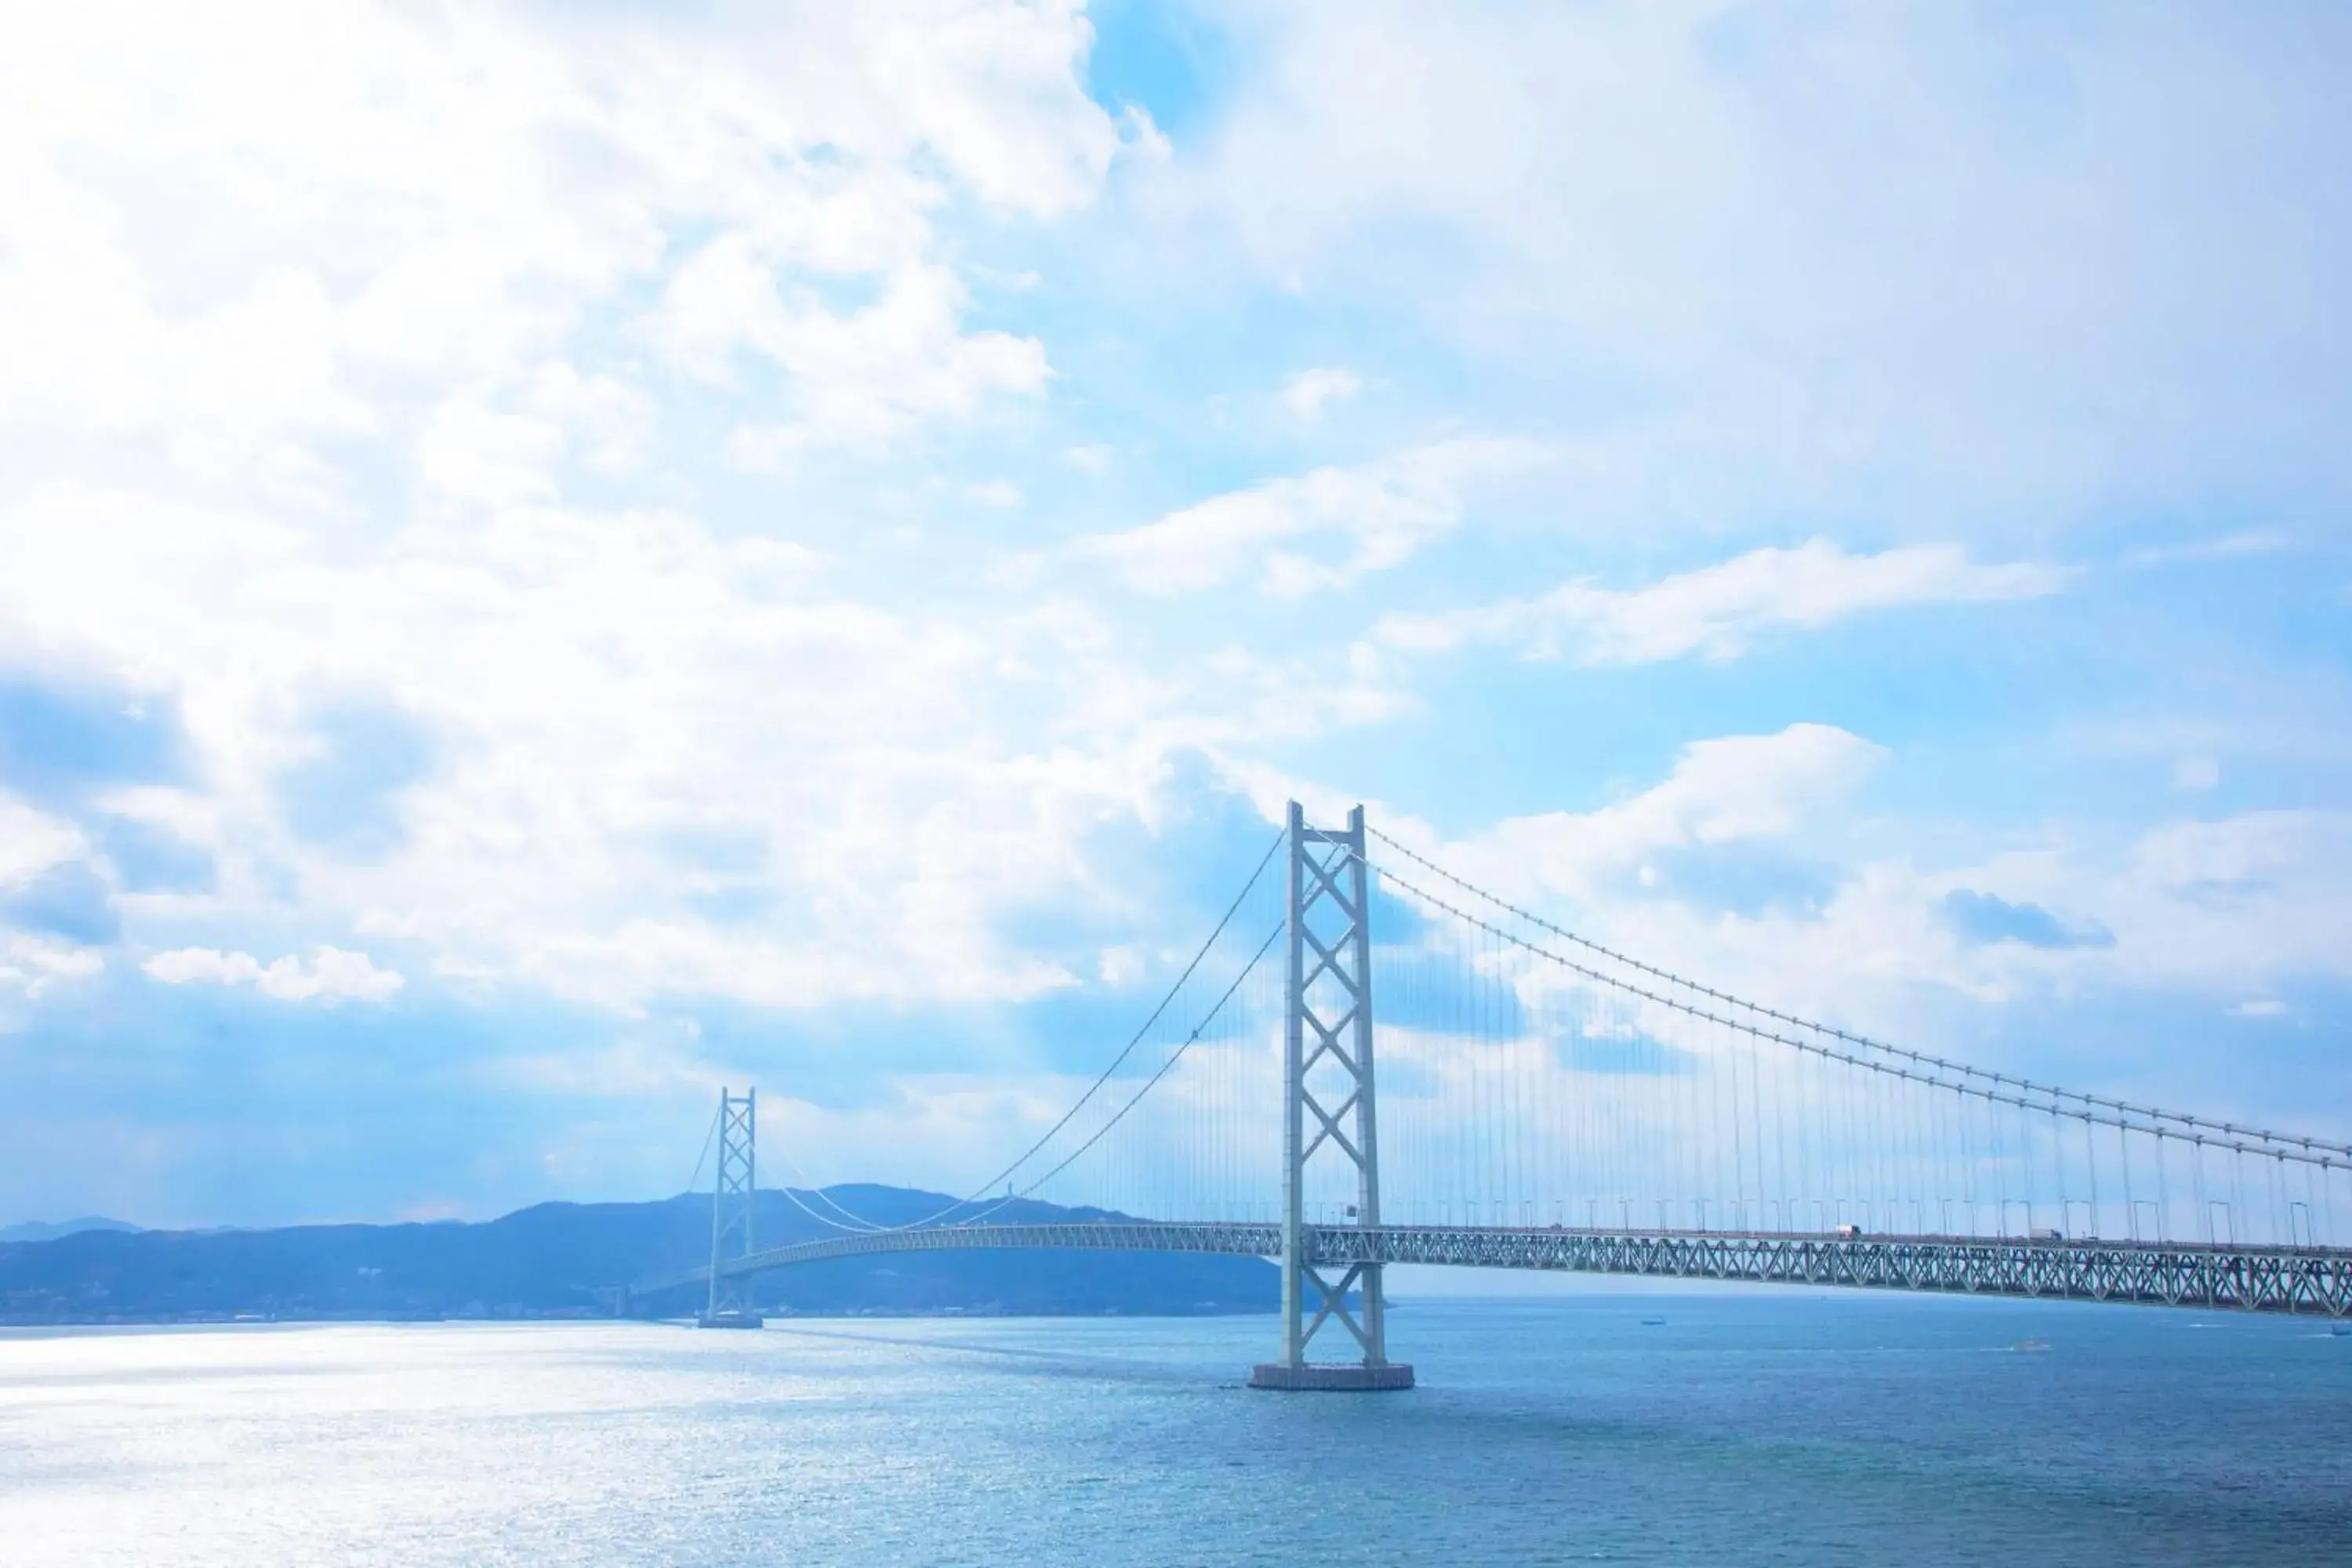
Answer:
[
  {"left": 0, "top": 2, "right": 1197, "bottom": 1020},
  {"left": 1378, "top": 540, "right": 2067, "bottom": 664},
  {"left": 1, "top": 485, "right": 1189, "bottom": 1012},
  {"left": 142, "top": 946, "right": 404, "bottom": 1004},
  {"left": 1089, "top": 436, "right": 1542, "bottom": 596},
  {"left": 1810, "top": 811, "right": 2352, "bottom": 1009},
  {"left": 1376, "top": 740, "right": 2352, "bottom": 1070},
  {"left": 697, "top": 263, "right": 1054, "bottom": 458},
  {"left": 0, "top": 933, "right": 103, "bottom": 1002},
  {"left": 0, "top": 793, "right": 85, "bottom": 885},
  {"left": 1280, "top": 367, "right": 1362, "bottom": 422},
  {"left": 2, "top": 0, "right": 2347, "bottom": 1221},
  {"left": 0, "top": 2, "right": 1110, "bottom": 475},
  {"left": 1416, "top": 723, "right": 1889, "bottom": 906},
  {"left": 0, "top": 796, "right": 111, "bottom": 1006}
]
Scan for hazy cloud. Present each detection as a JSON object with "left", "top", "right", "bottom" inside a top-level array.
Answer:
[
  {"left": 1379, "top": 540, "right": 2067, "bottom": 665},
  {"left": 1279, "top": 367, "right": 1362, "bottom": 422},
  {"left": 143, "top": 946, "right": 405, "bottom": 1004},
  {"left": 1090, "top": 436, "right": 1542, "bottom": 596}
]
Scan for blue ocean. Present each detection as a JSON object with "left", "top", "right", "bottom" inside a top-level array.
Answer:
[{"left": 3, "top": 1292, "right": 2347, "bottom": 1565}]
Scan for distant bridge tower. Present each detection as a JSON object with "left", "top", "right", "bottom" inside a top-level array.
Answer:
[
  {"left": 700, "top": 1087, "right": 764, "bottom": 1328},
  {"left": 1251, "top": 803, "right": 1414, "bottom": 1391}
]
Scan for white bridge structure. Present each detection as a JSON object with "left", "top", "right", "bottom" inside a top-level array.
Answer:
[{"left": 644, "top": 804, "right": 2352, "bottom": 1389}]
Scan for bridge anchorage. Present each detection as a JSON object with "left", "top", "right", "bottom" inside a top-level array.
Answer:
[{"left": 652, "top": 798, "right": 2352, "bottom": 1383}]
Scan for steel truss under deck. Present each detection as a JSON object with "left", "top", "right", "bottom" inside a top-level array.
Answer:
[{"left": 647, "top": 1221, "right": 2352, "bottom": 1319}]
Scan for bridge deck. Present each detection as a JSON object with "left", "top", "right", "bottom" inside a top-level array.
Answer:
[{"left": 637, "top": 1221, "right": 2352, "bottom": 1318}]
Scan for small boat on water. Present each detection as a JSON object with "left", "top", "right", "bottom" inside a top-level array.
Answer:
[
  {"left": 1639, "top": 1318, "right": 1667, "bottom": 1327},
  {"left": 2012, "top": 1338, "right": 2051, "bottom": 1352},
  {"left": 2329, "top": 1325, "right": 2350, "bottom": 1338}
]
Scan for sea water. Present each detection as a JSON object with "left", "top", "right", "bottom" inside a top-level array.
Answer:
[{"left": 2, "top": 1292, "right": 2347, "bottom": 1565}]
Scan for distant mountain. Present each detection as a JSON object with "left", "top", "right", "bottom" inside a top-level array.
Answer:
[
  {"left": 0, "top": 1187, "right": 1275, "bottom": 1325},
  {"left": 0, "top": 1216, "right": 143, "bottom": 1244}
]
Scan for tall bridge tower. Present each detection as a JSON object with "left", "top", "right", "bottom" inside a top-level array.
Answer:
[
  {"left": 1250, "top": 803, "right": 1414, "bottom": 1391},
  {"left": 700, "top": 1086, "right": 763, "bottom": 1328}
]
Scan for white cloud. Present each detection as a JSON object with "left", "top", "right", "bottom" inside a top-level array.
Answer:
[
  {"left": 1836, "top": 811, "right": 2352, "bottom": 1005},
  {"left": 143, "top": 946, "right": 404, "bottom": 1004},
  {"left": 0, "top": 794, "right": 85, "bottom": 885},
  {"left": 1089, "top": 436, "right": 1543, "bottom": 597},
  {"left": 1220, "top": 723, "right": 1883, "bottom": 923},
  {"left": 0, "top": 2, "right": 1110, "bottom": 480},
  {"left": 0, "top": 934, "right": 103, "bottom": 1004},
  {"left": 1372, "top": 737, "right": 2352, "bottom": 1080},
  {"left": 0, "top": 485, "right": 1178, "bottom": 1011},
  {"left": 1096, "top": 945, "right": 1149, "bottom": 988},
  {"left": 1386, "top": 724, "right": 1887, "bottom": 909},
  {"left": 683, "top": 262, "right": 1054, "bottom": 458},
  {"left": 1280, "top": 367, "right": 1362, "bottom": 422},
  {"left": 0, "top": 797, "right": 105, "bottom": 1012},
  {"left": 0, "top": 1, "right": 1229, "bottom": 1021},
  {"left": 0, "top": 0, "right": 2338, "bottom": 1169},
  {"left": 1378, "top": 540, "right": 2067, "bottom": 664},
  {"left": 1152, "top": 5, "right": 2352, "bottom": 535},
  {"left": 1115, "top": 103, "right": 1173, "bottom": 165},
  {"left": 414, "top": 397, "right": 565, "bottom": 510}
]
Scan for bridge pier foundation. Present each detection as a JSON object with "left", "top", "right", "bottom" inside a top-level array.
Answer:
[{"left": 1248, "top": 1361, "right": 1415, "bottom": 1391}]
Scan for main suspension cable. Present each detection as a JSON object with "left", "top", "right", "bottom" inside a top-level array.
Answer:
[
  {"left": 1365, "top": 852, "right": 2343, "bottom": 1173},
  {"left": 1366, "top": 823, "right": 2350, "bottom": 1163},
  {"left": 775, "top": 826, "right": 1286, "bottom": 1235},
  {"left": 949, "top": 918, "right": 1284, "bottom": 1227}
]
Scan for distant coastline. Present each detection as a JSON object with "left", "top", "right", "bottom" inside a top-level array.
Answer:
[
  {"left": 0, "top": 1187, "right": 1276, "bottom": 1327},
  {"left": 0, "top": 1217, "right": 142, "bottom": 1247}
]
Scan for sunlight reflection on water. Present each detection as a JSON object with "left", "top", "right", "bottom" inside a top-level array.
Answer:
[{"left": 2, "top": 1295, "right": 2348, "bottom": 1566}]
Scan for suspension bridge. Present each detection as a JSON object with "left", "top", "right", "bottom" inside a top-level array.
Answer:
[{"left": 645, "top": 804, "right": 2352, "bottom": 1390}]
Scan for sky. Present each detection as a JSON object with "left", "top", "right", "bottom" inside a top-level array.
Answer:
[{"left": 2, "top": 0, "right": 2349, "bottom": 1229}]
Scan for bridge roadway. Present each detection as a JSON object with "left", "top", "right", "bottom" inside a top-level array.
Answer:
[{"left": 642, "top": 1221, "right": 2352, "bottom": 1319}]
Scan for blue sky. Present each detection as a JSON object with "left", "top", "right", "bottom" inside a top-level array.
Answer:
[{"left": 1, "top": 0, "right": 2348, "bottom": 1227}]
